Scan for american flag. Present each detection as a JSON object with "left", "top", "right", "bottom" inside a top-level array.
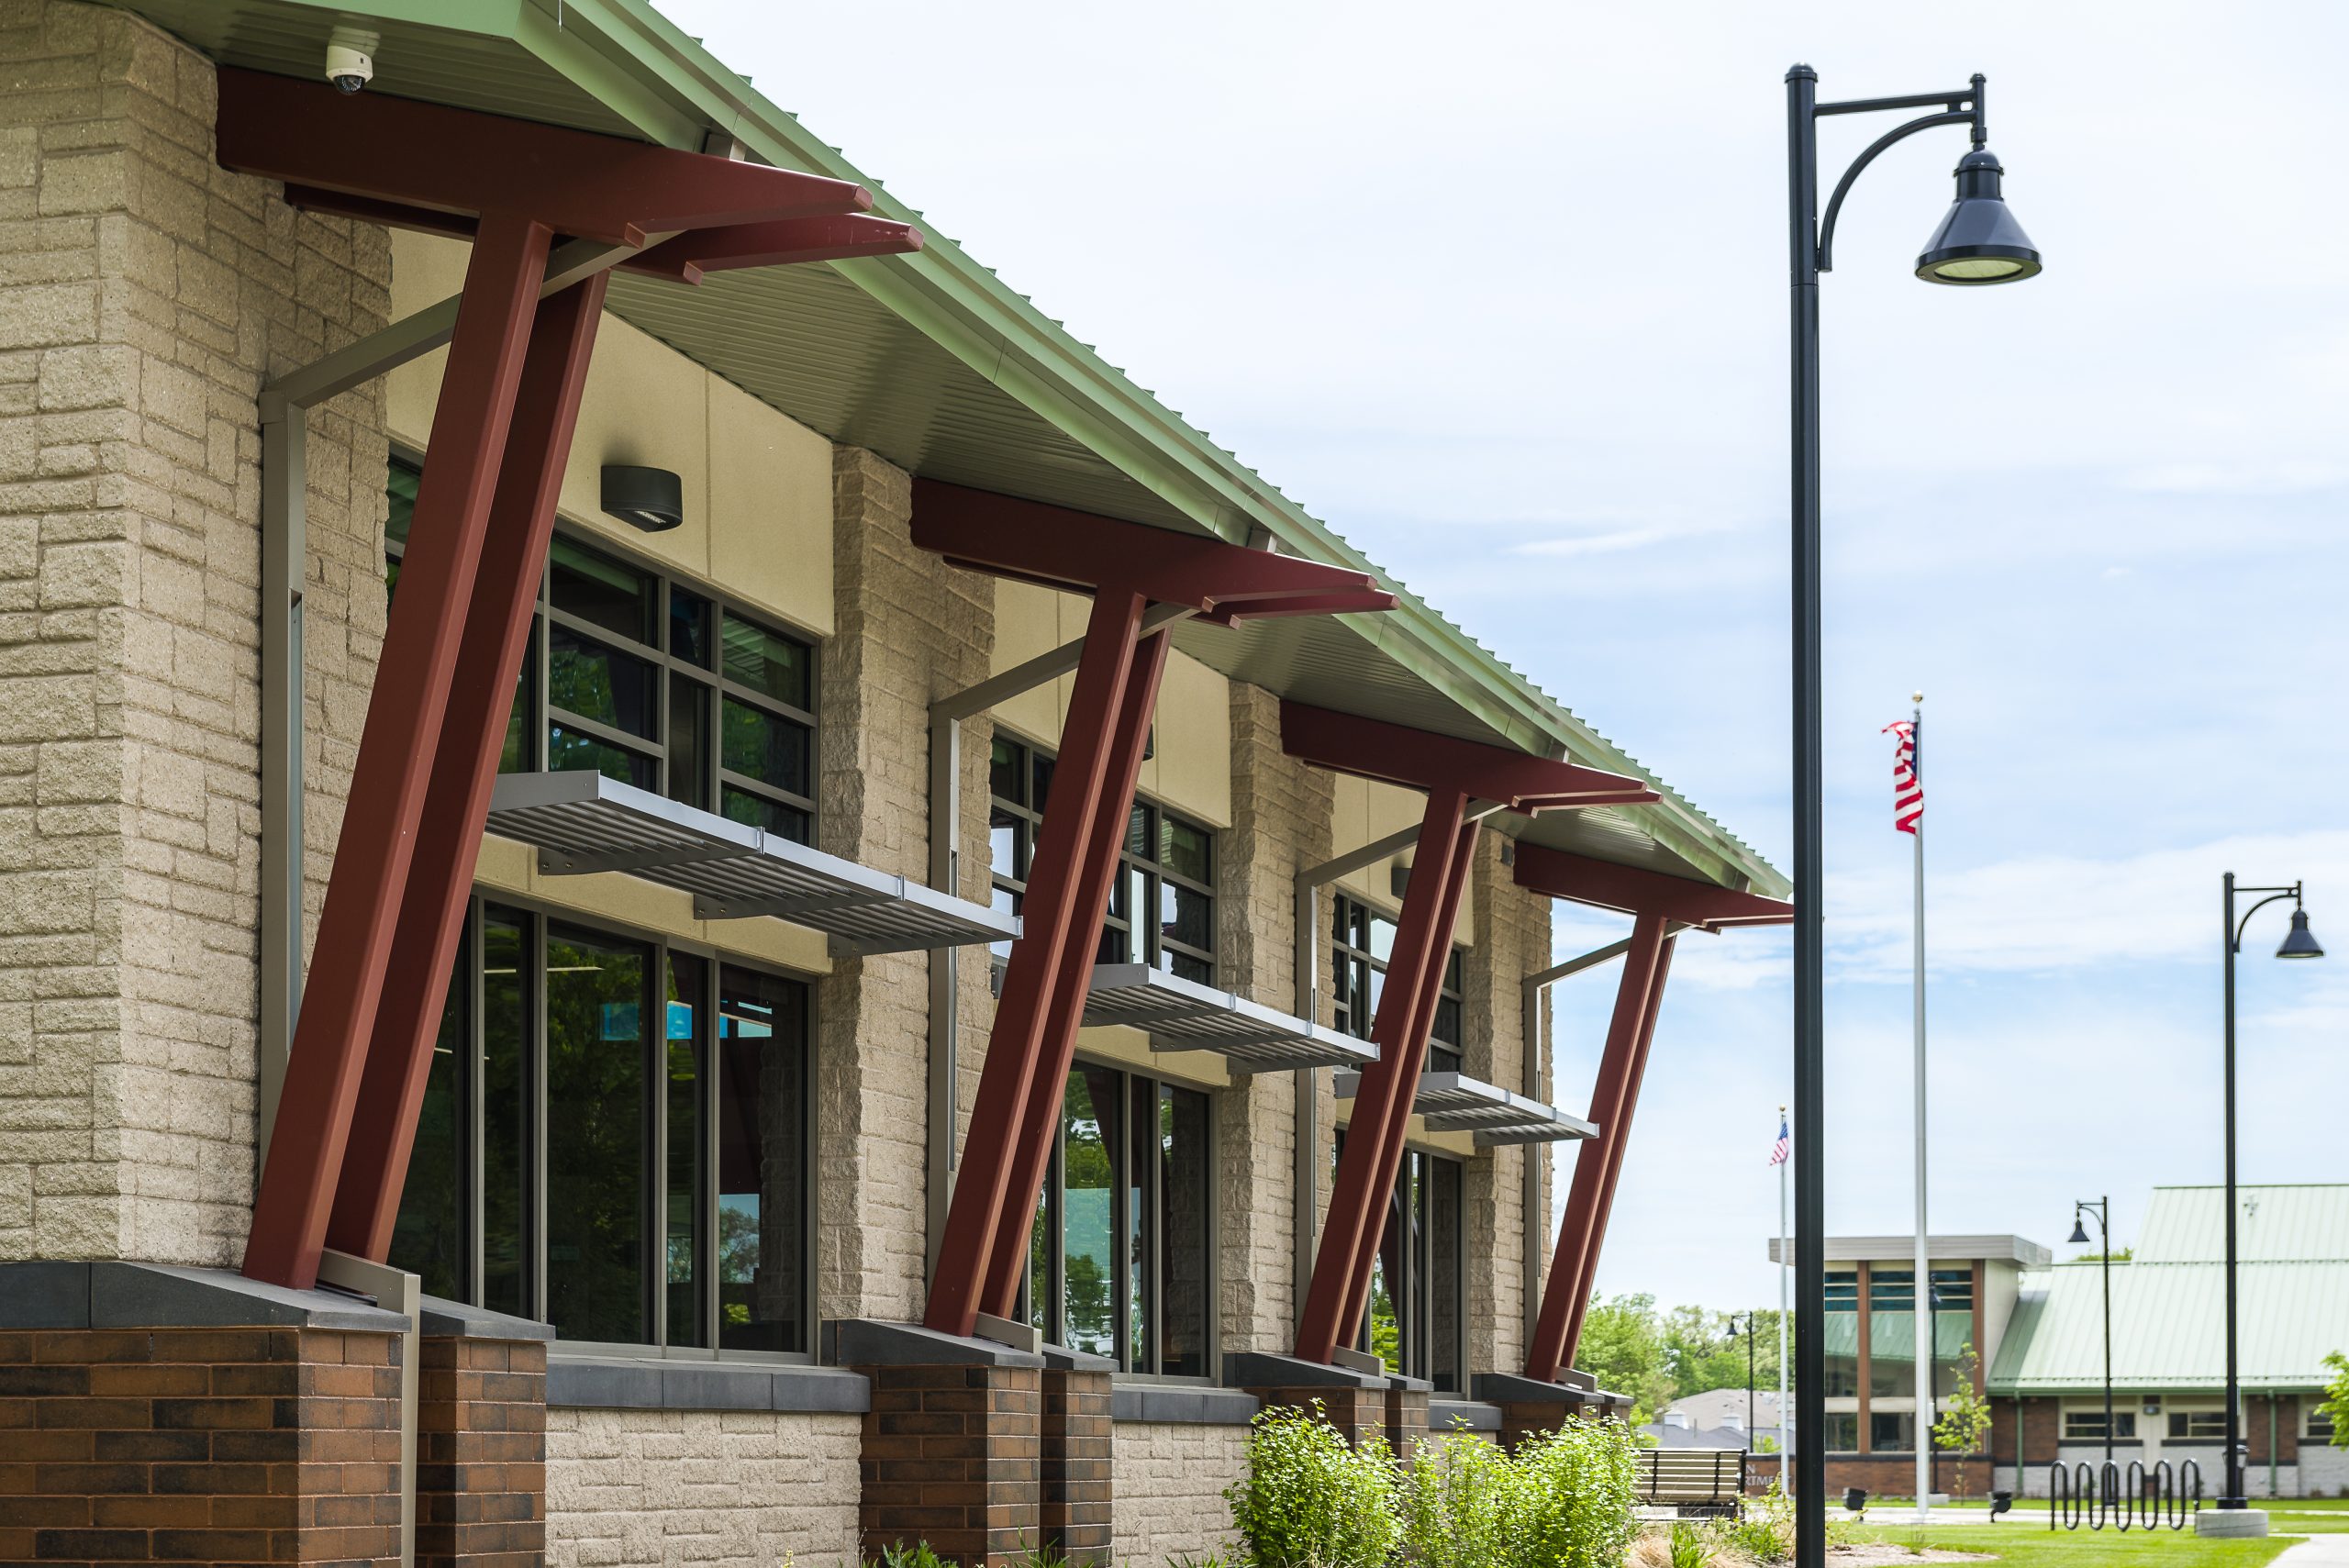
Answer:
[
  {"left": 1882, "top": 718, "right": 1923, "bottom": 835},
  {"left": 1768, "top": 1116, "right": 1790, "bottom": 1167}
]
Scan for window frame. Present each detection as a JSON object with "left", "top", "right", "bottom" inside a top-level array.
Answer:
[
  {"left": 1023, "top": 1054, "right": 1220, "bottom": 1384},
  {"left": 986, "top": 730, "right": 1218, "bottom": 984},
  {"left": 2062, "top": 1408, "right": 2139, "bottom": 1442},
  {"left": 385, "top": 453, "right": 819, "bottom": 839},
  {"left": 2166, "top": 1409, "right": 2229, "bottom": 1442},
  {"left": 1329, "top": 892, "right": 1465, "bottom": 1073},
  {"left": 390, "top": 888, "right": 819, "bottom": 1363}
]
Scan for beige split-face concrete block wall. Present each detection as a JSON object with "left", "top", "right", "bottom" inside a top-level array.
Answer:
[
  {"left": 0, "top": 1, "right": 391, "bottom": 1266},
  {"left": 1111, "top": 1419, "right": 1250, "bottom": 1563},
  {"left": 546, "top": 1407, "right": 863, "bottom": 1566}
]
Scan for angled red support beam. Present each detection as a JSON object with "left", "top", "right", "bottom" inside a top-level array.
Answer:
[
  {"left": 927, "top": 590, "right": 1150, "bottom": 1337},
  {"left": 1515, "top": 843, "right": 1791, "bottom": 932},
  {"left": 244, "top": 216, "right": 552, "bottom": 1290},
  {"left": 1297, "top": 788, "right": 1473, "bottom": 1364},
  {"left": 980, "top": 629, "right": 1172, "bottom": 1318},
  {"left": 217, "top": 67, "right": 874, "bottom": 247},
  {"left": 910, "top": 482, "right": 1396, "bottom": 619},
  {"left": 1524, "top": 914, "right": 1673, "bottom": 1383},
  {"left": 1279, "top": 702, "right": 1660, "bottom": 811},
  {"left": 1561, "top": 931, "right": 1675, "bottom": 1368},
  {"left": 1335, "top": 813, "right": 1480, "bottom": 1343},
  {"left": 326, "top": 272, "right": 612, "bottom": 1262}
]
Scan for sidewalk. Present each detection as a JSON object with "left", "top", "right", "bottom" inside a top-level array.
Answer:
[{"left": 2277, "top": 1538, "right": 2349, "bottom": 1564}]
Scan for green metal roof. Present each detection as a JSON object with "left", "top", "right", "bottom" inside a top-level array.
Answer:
[
  {"left": 1987, "top": 1186, "right": 2349, "bottom": 1396},
  {"left": 104, "top": 0, "right": 1784, "bottom": 899}
]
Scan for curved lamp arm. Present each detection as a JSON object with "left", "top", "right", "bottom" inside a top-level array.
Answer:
[
  {"left": 1817, "top": 109, "right": 1975, "bottom": 273},
  {"left": 2232, "top": 885, "right": 2303, "bottom": 952}
]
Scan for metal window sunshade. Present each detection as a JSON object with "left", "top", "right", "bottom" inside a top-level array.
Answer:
[
  {"left": 1082, "top": 963, "right": 1377, "bottom": 1074},
  {"left": 1334, "top": 1068, "right": 1596, "bottom": 1147},
  {"left": 485, "top": 771, "right": 1018, "bottom": 957}
]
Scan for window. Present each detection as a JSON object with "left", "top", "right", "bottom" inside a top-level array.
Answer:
[
  {"left": 1870, "top": 1410, "right": 1915, "bottom": 1452},
  {"left": 1822, "top": 1271, "right": 1859, "bottom": 1397},
  {"left": 2310, "top": 1408, "right": 2336, "bottom": 1442},
  {"left": 388, "top": 899, "right": 812, "bottom": 1353},
  {"left": 2064, "top": 1410, "right": 2138, "bottom": 1441},
  {"left": 1333, "top": 1134, "right": 1464, "bottom": 1393},
  {"left": 1869, "top": 1268, "right": 1921, "bottom": 1398},
  {"left": 1330, "top": 895, "right": 1464, "bottom": 1073},
  {"left": 384, "top": 456, "right": 817, "bottom": 840},
  {"left": 1024, "top": 1062, "right": 1213, "bottom": 1377},
  {"left": 987, "top": 734, "right": 1216, "bottom": 983},
  {"left": 2168, "top": 1410, "right": 2228, "bottom": 1441},
  {"left": 1824, "top": 1413, "right": 1860, "bottom": 1452}
]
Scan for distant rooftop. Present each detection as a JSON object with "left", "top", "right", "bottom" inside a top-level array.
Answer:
[{"left": 1766, "top": 1234, "right": 2052, "bottom": 1269}]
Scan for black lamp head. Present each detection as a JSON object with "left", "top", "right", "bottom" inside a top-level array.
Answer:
[
  {"left": 602, "top": 464, "right": 685, "bottom": 533},
  {"left": 1917, "top": 149, "right": 2043, "bottom": 285},
  {"left": 2277, "top": 907, "right": 2324, "bottom": 960},
  {"left": 2067, "top": 1218, "right": 2090, "bottom": 1246}
]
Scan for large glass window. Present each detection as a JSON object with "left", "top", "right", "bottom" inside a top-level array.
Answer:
[
  {"left": 389, "top": 900, "right": 812, "bottom": 1354},
  {"left": 987, "top": 734, "right": 1216, "bottom": 983},
  {"left": 1822, "top": 1270, "right": 1859, "bottom": 1396},
  {"left": 1823, "top": 1413, "right": 1860, "bottom": 1452},
  {"left": 2064, "top": 1409, "right": 2138, "bottom": 1441},
  {"left": 1338, "top": 1135, "right": 1464, "bottom": 1392},
  {"left": 1330, "top": 895, "right": 1464, "bottom": 1073},
  {"left": 1024, "top": 1061, "right": 1213, "bottom": 1377},
  {"left": 1929, "top": 1267, "right": 1974, "bottom": 1399},
  {"left": 385, "top": 456, "right": 817, "bottom": 840},
  {"left": 1868, "top": 1267, "right": 1919, "bottom": 1398}
]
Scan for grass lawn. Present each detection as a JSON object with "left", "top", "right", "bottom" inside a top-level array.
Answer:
[{"left": 1847, "top": 1522, "right": 2298, "bottom": 1566}]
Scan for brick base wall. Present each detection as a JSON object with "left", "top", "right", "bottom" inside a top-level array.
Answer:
[
  {"left": 1039, "top": 1365, "right": 1110, "bottom": 1563},
  {"left": 416, "top": 1335, "right": 544, "bottom": 1568},
  {"left": 0, "top": 1324, "right": 402, "bottom": 1565},
  {"left": 1386, "top": 1385, "right": 1431, "bottom": 1456},
  {"left": 1823, "top": 1451, "right": 1993, "bottom": 1501},
  {"left": 859, "top": 1362, "right": 1041, "bottom": 1565},
  {"left": 1497, "top": 1399, "right": 1582, "bottom": 1451}
]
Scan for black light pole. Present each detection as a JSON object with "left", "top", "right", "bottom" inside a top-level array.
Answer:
[
  {"left": 2218, "top": 875, "right": 2323, "bottom": 1508},
  {"left": 1731, "top": 1312, "right": 1758, "bottom": 1437},
  {"left": 1785, "top": 65, "right": 2040, "bottom": 1568},
  {"left": 2067, "top": 1197, "right": 2113, "bottom": 1464}
]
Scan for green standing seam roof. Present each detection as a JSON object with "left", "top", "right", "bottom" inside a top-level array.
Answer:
[
  {"left": 104, "top": 0, "right": 1784, "bottom": 899},
  {"left": 1987, "top": 1186, "right": 2349, "bottom": 1397}
]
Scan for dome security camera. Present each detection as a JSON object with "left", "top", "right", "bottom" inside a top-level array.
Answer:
[{"left": 325, "top": 27, "right": 377, "bottom": 94}]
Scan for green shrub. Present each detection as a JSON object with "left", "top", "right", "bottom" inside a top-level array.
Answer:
[
  {"left": 1511, "top": 1418, "right": 1642, "bottom": 1568},
  {"left": 1664, "top": 1518, "right": 1710, "bottom": 1568},
  {"left": 1224, "top": 1403, "right": 1400, "bottom": 1568},
  {"left": 1397, "top": 1430, "right": 1517, "bottom": 1568}
]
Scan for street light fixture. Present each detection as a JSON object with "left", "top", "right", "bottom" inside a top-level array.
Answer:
[
  {"left": 2217, "top": 876, "right": 2323, "bottom": 1510},
  {"left": 1786, "top": 66, "right": 2040, "bottom": 1568},
  {"left": 2068, "top": 1196, "right": 2114, "bottom": 1466}
]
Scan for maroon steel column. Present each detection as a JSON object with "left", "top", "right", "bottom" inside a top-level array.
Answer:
[
  {"left": 326, "top": 273, "right": 612, "bottom": 1262},
  {"left": 927, "top": 591, "right": 1148, "bottom": 1336},
  {"left": 980, "top": 629, "right": 1171, "bottom": 1318},
  {"left": 1561, "top": 931, "right": 1675, "bottom": 1366},
  {"left": 1295, "top": 789, "right": 1469, "bottom": 1365},
  {"left": 1526, "top": 911, "right": 1669, "bottom": 1383},
  {"left": 245, "top": 217, "right": 551, "bottom": 1291},
  {"left": 1334, "top": 817, "right": 1478, "bottom": 1344}
]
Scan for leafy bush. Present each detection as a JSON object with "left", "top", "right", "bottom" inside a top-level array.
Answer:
[
  {"left": 1397, "top": 1430, "right": 1517, "bottom": 1568},
  {"left": 1512, "top": 1418, "right": 1642, "bottom": 1568},
  {"left": 1224, "top": 1403, "right": 1400, "bottom": 1568}
]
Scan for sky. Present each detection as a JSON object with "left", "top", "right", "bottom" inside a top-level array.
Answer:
[{"left": 660, "top": 1, "right": 2349, "bottom": 1314}]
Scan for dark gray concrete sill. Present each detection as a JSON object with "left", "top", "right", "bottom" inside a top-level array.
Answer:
[
  {"left": 416, "top": 1294, "right": 554, "bottom": 1340},
  {"left": 0, "top": 1261, "right": 406, "bottom": 1333},
  {"left": 1224, "top": 1351, "right": 1389, "bottom": 1392},
  {"left": 1428, "top": 1398, "right": 1503, "bottom": 1433},
  {"left": 549, "top": 1352, "right": 869, "bottom": 1414},
  {"left": 1113, "top": 1381, "right": 1260, "bottom": 1426}
]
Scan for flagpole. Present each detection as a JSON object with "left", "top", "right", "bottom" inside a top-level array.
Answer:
[
  {"left": 1779, "top": 1104, "right": 1791, "bottom": 1491},
  {"left": 1910, "top": 694, "right": 1932, "bottom": 1522}
]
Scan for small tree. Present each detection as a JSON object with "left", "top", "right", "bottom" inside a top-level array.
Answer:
[
  {"left": 2321, "top": 1351, "right": 2349, "bottom": 1448},
  {"left": 1932, "top": 1342, "right": 1994, "bottom": 1500}
]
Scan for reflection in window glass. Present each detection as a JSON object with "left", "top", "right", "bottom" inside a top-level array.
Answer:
[
  {"left": 722, "top": 697, "right": 810, "bottom": 797},
  {"left": 482, "top": 909, "right": 529, "bottom": 1318},
  {"left": 723, "top": 615, "right": 813, "bottom": 708},
  {"left": 716, "top": 965, "right": 807, "bottom": 1353},
  {"left": 665, "top": 956, "right": 704, "bottom": 1348},
  {"left": 1871, "top": 1410, "right": 1915, "bottom": 1452},
  {"left": 1431, "top": 1158, "right": 1462, "bottom": 1393},
  {"left": 1157, "top": 1084, "right": 1210, "bottom": 1378},
  {"left": 1824, "top": 1413, "right": 1860, "bottom": 1451},
  {"left": 545, "top": 926, "right": 649, "bottom": 1345},
  {"left": 548, "top": 624, "right": 656, "bottom": 737},
  {"left": 1822, "top": 1272, "right": 1859, "bottom": 1397},
  {"left": 550, "top": 535, "right": 655, "bottom": 643},
  {"left": 390, "top": 922, "right": 466, "bottom": 1303},
  {"left": 1061, "top": 1066, "right": 1121, "bottom": 1359},
  {"left": 548, "top": 724, "right": 656, "bottom": 789},
  {"left": 1349, "top": 1142, "right": 1464, "bottom": 1391}
]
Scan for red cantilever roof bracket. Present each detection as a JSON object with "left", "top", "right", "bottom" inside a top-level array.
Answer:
[
  {"left": 1278, "top": 701, "right": 1660, "bottom": 811},
  {"left": 1513, "top": 842, "right": 1792, "bottom": 932},
  {"left": 909, "top": 481, "right": 1397, "bottom": 618}
]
